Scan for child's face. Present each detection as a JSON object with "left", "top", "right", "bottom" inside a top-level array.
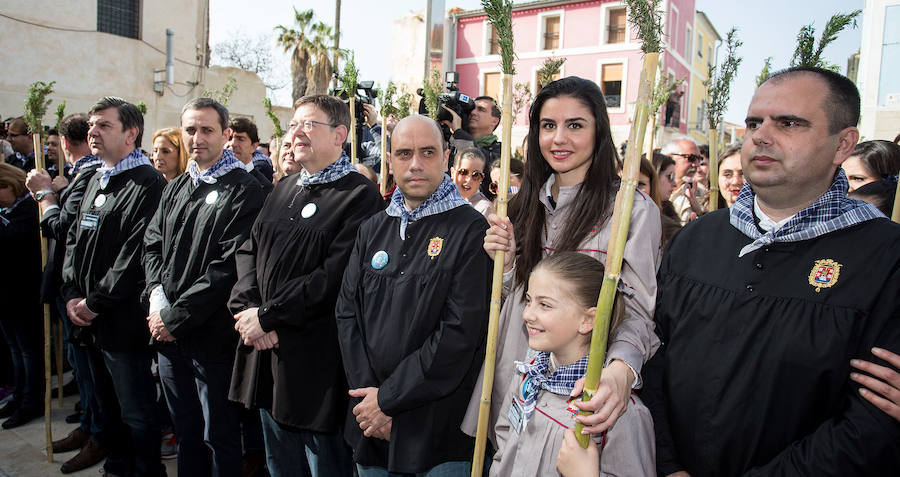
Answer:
[{"left": 523, "top": 268, "right": 594, "bottom": 365}]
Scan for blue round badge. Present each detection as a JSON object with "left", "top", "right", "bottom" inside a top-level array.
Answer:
[{"left": 371, "top": 250, "right": 389, "bottom": 270}]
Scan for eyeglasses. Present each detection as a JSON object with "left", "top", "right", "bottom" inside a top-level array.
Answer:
[
  {"left": 289, "top": 120, "right": 336, "bottom": 132},
  {"left": 455, "top": 168, "right": 484, "bottom": 180},
  {"left": 671, "top": 153, "right": 702, "bottom": 164}
]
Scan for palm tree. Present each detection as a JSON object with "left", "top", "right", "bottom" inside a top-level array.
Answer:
[
  {"left": 305, "top": 23, "right": 338, "bottom": 96},
  {"left": 275, "top": 8, "right": 315, "bottom": 104}
]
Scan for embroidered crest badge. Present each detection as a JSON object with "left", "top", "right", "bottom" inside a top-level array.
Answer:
[
  {"left": 426, "top": 237, "right": 443, "bottom": 259},
  {"left": 808, "top": 259, "right": 841, "bottom": 293}
]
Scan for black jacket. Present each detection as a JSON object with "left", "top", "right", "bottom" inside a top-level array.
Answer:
[{"left": 0, "top": 195, "right": 41, "bottom": 322}]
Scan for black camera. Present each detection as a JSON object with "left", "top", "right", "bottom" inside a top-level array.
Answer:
[
  {"left": 417, "top": 72, "right": 475, "bottom": 137},
  {"left": 330, "top": 80, "right": 378, "bottom": 126}
]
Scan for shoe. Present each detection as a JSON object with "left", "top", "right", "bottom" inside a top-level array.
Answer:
[
  {"left": 65, "top": 410, "right": 83, "bottom": 424},
  {"left": 0, "top": 400, "right": 17, "bottom": 418},
  {"left": 59, "top": 438, "right": 108, "bottom": 474},
  {"left": 1, "top": 406, "right": 43, "bottom": 429},
  {"left": 160, "top": 431, "right": 177, "bottom": 460},
  {"left": 52, "top": 427, "right": 90, "bottom": 453}
]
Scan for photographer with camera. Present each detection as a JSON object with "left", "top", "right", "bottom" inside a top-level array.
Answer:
[{"left": 441, "top": 96, "right": 501, "bottom": 166}]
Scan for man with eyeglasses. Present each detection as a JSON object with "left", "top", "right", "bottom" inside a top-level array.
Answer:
[
  {"left": 229, "top": 95, "right": 383, "bottom": 477},
  {"left": 450, "top": 147, "right": 493, "bottom": 217},
  {"left": 661, "top": 137, "right": 703, "bottom": 224},
  {"left": 4, "top": 118, "right": 35, "bottom": 172}
]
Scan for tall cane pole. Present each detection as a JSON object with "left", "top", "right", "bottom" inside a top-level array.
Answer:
[
  {"left": 350, "top": 99, "right": 358, "bottom": 165},
  {"left": 574, "top": 52, "right": 659, "bottom": 448},
  {"left": 379, "top": 116, "right": 388, "bottom": 196},
  {"left": 707, "top": 129, "right": 719, "bottom": 212},
  {"left": 892, "top": 170, "right": 900, "bottom": 223},
  {"left": 33, "top": 133, "right": 54, "bottom": 462}
]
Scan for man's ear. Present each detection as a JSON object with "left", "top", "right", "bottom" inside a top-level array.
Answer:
[
  {"left": 334, "top": 124, "right": 349, "bottom": 147},
  {"left": 833, "top": 126, "right": 860, "bottom": 166},
  {"left": 125, "top": 126, "right": 139, "bottom": 147},
  {"left": 443, "top": 148, "right": 450, "bottom": 171}
]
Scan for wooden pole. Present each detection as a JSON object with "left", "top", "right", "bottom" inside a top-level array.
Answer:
[
  {"left": 271, "top": 136, "right": 282, "bottom": 180},
  {"left": 574, "top": 52, "right": 659, "bottom": 448},
  {"left": 471, "top": 73, "right": 514, "bottom": 477},
  {"left": 646, "top": 114, "right": 657, "bottom": 158},
  {"left": 892, "top": 170, "right": 900, "bottom": 223},
  {"left": 349, "top": 99, "right": 358, "bottom": 165},
  {"left": 55, "top": 321, "right": 63, "bottom": 407},
  {"left": 33, "top": 133, "right": 54, "bottom": 462},
  {"left": 379, "top": 115, "right": 388, "bottom": 195},
  {"left": 707, "top": 128, "right": 719, "bottom": 212}
]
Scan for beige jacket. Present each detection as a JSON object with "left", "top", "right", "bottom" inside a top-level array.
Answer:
[
  {"left": 490, "top": 369, "right": 655, "bottom": 477},
  {"left": 462, "top": 176, "right": 662, "bottom": 444}
]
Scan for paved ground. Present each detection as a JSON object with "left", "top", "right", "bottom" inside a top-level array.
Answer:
[{"left": 0, "top": 393, "right": 177, "bottom": 476}]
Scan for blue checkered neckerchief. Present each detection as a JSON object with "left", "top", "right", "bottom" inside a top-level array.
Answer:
[
  {"left": 296, "top": 153, "right": 357, "bottom": 187},
  {"left": 515, "top": 352, "right": 589, "bottom": 422},
  {"left": 0, "top": 194, "right": 30, "bottom": 225},
  {"left": 72, "top": 154, "right": 102, "bottom": 174},
  {"left": 730, "top": 169, "right": 884, "bottom": 257},
  {"left": 252, "top": 149, "right": 272, "bottom": 166},
  {"left": 386, "top": 174, "right": 469, "bottom": 240},
  {"left": 97, "top": 149, "right": 152, "bottom": 190},
  {"left": 187, "top": 149, "right": 243, "bottom": 186}
]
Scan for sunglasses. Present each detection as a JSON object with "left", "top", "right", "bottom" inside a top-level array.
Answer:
[
  {"left": 455, "top": 168, "right": 485, "bottom": 180},
  {"left": 672, "top": 153, "right": 702, "bottom": 164}
]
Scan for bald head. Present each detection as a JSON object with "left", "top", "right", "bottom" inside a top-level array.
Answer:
[
  {"left": 392, "top": 115, "right": 447, "bottom": 152},
  {"left": 389, "top": 114, "right": 450, "bottom": 209}
]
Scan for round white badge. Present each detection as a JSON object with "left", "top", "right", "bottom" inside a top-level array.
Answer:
[
  {"left": 205, "top": 190, "right": 219, "bottom": 205},
  {"left": 93, "top": 194, "right": 106, "bottom": 208},
  {"left": 301, "top": 202, "right": 317, "bottom": 219}
]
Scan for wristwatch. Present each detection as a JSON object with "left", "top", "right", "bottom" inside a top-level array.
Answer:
[{"left": 34, "top": 189, "right": 55, "bottom": 201}]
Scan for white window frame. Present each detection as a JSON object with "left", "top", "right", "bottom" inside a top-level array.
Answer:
[
  {"left": 697, "top": 31, "right": 705, "bottom": 60},
  {"left": 684, "top": 25, "right": 693, "bottom": 65},
  {"left": 482, "top": 19, "right": 500, "bottom": 57},
  {"left": 669, "top": 5, "right": 679, "bottom": 54},
  {"left": 596, "top": 57, "right": 628, "bottom": 114},
  {"left": 600, "top": 2, "right": 628, "bottom": 45},
  {"left": 480, "top": 68, "right": 503, "bottom": 97},
  {"left": 537, "top": 9, "right": 565, "bottom": 51}
]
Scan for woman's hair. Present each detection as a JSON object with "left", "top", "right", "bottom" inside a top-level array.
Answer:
[
  {"left": 652, "top": 153, "right": 675, "bottom": 175},
  {"left": 152, "top": 127, "right": 188, "bottom": 176},
  {"left": 509, "top": 76, "right": 620, "bottom": 289},
  {"left": 717, "top": 142, "right": 742, "bottom": 167},
  {"left": 533, "top": 252, "right": 624, "bottom": 337},
  {"left": 0, "top": 162, "right": 27, "bottom": 198},
  {"left": 851, "top": 140, "right": 900, "bottom": 180},
  {"left": 454, "top": 147, "right": 487, "bottom": 170},
  {"left": 849, "top": 179, "right": 897, "bottom": 217},
  {"left": 639, "top": 156, "right": 661, "bottom": 207},
  {"left": 491, "top": 157, "right": 525, "bottom": 178}
]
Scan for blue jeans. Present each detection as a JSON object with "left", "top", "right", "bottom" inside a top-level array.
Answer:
[
  {"left": 0, "top": 316, "right": 42, "bottom": 410},
  {"left": 158, "top": 347, "right": 241, "bottom": 477},
  {"left": 260, "top": 408, "right": 353, "bottom": 477},
  {"left": 57, "top": 297, "right": 105, "bottom": 441},
  {"left": 356, "top": 461, "right": 472, "bottom": 477},
  {"left": 88, "top": 346, "right": 163, "bottom": 476}
]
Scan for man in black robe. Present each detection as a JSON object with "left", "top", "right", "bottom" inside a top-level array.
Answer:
[
  {"left": 638, "top": 67, "right": 900, "bottom": 475},
  {"left": 61, "top": 97, "right": 167, "bottom": 477},
  {"left": 336, "top": 115, "right": 491, "bottom": 476},
  {"left": 143, "top": 97, "right": 264, "bottom": 477},
  {"left": 229, "top": 94, "right": 383, "bottom": 477}
]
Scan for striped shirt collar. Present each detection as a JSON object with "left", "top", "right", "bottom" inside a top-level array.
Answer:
[
  {"left": 252, "top": 149, "right": 272, "bottom": 165},
  {"left": 385, "top": 174, "right": 468, "bottom": 240},
  {"left": 296, "top": 153, "right": 356, "bottom": 188},
  {"left": 72, "top": 154, "right": 102, "bottom": 174},
  {"left": 187, "top": 149, "right": 243, "bottom": 186},
  {"left": 731, "top": 169, "right": 884, "bottom": 257},
  {"left": 97, "top": 149, "right": 152, "bottom": 190}
]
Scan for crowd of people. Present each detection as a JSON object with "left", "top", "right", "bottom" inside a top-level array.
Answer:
[{"left": 0, "top": 65, "right": 899, "bottom": 477}]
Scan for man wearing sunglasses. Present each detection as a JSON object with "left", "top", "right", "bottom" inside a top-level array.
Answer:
[
  {"left": 4, "top": 118, "right": 35, "bottom": 172},
  {"left": 661, "top": 137, "right": 704, "bottom": 224}
]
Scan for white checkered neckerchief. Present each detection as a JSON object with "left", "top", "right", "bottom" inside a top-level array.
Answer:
[
  {"left": 72, "top": 154, "right": 102, "bottom": 174},
  {"left": 97, "top": 149, "right": 152, "bottom": 190},
  {"left": 296, "top": 153, "right": 356, "bottom": 188},
  {"left": 731, "top": 169, "right": 883, "bottom": 257},
  {"left": 385, "top": 174, "right": 469, "bottom": 240},
  {"left": 187, "top": 149, "right": 244, "bottom": 186},
  {"left": 515, "top": 352, "right": 589, "bottom": 422},
  {"left": 252, "top": 149, "right": 272, "bottom": 166},
  {"left": 0, "top": 194, "right": 30, "bottom": 226}
]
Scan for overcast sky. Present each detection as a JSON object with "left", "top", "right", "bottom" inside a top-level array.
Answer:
[{"left": 209, "top": 0, "right": 864, "bottom": 124}]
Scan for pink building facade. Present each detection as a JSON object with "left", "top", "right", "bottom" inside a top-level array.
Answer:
[{"left": 447, "top": 0, "right": 698, "bottom": 147}]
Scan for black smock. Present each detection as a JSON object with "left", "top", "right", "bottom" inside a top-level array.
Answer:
[
  {"left": 143, "top": 169, "right": 264, "bottom": 362},
  {"left": 61, "top": 164, "right": 166, "bottom": 351},
  {"left": 0, "top": 196, "right": 41, "bottom": 322},
  {"left": 40, "top": 162, "right": 102, "bottom": 304},
  {"left": 643, "top": 210, "right": 900, "bottom": 476},
  {"left": 249, "top": 168, "right": 273, "bottom": 195},
  {"left": 228, "top": 171, "right": 383, "bottom": 432},
  {"left": 335, "top": 204, "right": 491, "bottom": 473}
]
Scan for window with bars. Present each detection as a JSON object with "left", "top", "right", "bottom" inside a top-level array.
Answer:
[
  {"left": 97, "top": 0, "right": 140, "bottom": 39},
  {"left": 600, "top": 63, "right": 622, "bottom": 108},
  {"left": 607, "top": 8, "right": 626, "bottom": 44},
  {"left": 543, "top": 16, "right": 560, "bottom": 50},
  {"left": 489, "top": 26, "right": 501, "bottom": 55}
]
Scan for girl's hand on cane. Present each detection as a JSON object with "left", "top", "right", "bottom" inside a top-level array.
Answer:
[
  {"left": 557, "top": 428, "right": 599, "bottom": 477},
  {"left": 483, "top": 213, "right": 515, "bottom": 273}
]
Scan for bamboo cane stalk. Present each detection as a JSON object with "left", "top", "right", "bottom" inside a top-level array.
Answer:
[
  {"left": 271, "top": 136, "right": 282, "bottom": 180},
  {"left": 574, "top": 52, "right": 659, "bottom": 448},
  {"left": 33, "top": 133, "right": 54, "bottom": 462},
  {"left": 892, "top": 171, "right": 900, "bottom": 223},
  {"left": 707, "top": 130, "right": 719, "bottom": 212},
  {"left": 471, "top": 73, "right": 514, "bottom": 477},
  {"left": 55, "top": 321, "right": 63, "bottom": 407},
  {"left": 646, "top": 114, "right": 657, "bottom": 158},
  {"left": 350, "top": 99, "right": 358, "bottom": 164},
  {"left": 379, "top": 115, "right": 387, "bottom": 196}
]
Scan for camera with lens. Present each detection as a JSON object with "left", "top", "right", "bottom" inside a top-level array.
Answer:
[
  {"left": 330, "top": 79, "right": 378, "bottom": 126},
  {"left": 417, "top": 71, "right": 475, "bottom": 139}
]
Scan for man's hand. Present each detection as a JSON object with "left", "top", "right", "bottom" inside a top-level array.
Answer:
[
  {"left": 349, "top": 387, "right": 391, "bottom": 437},
  {"left": 369, "top": 419, "right": 391, "bottom": 441},
  {"left": 362, "top": 103, "right": 378, "bottom": 127},
  {"left": 234, "top": 307, "right": 265, "bottom": 345},
  {"left": 51, "top": 175, "right": 69, "bottom": 193},
  {"left": 147, "top": 311, "right": 175, "bottom": 342},
  {"left": 557, "top": 428, "right": 599, "bottom": 477},
  {"left": 570, "top": 360, "right": 634, "bottom": 434},
  {"left": 252, "top": 330, "right": 280, "bottom": 351},
  {"left": 66, "top": 298, "right": 97, "bottom": 327},
  {"left": 25, "top": 169, "right": 53, "bottom": 195},
  {"left": 440, "top": 105, "right": 463, "bottom": 133},
  {"left": 483, "top": 214, "right": 516, "bottom": 273},
  {"left": 851, "top": 347, "right": 900, "bottom": 422}
]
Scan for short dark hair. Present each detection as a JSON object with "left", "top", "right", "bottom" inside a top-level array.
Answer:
[
  {"left": 89, "top": 97, "right": 144, "bottom": 147},
  {"left": 182, "top": 97, "right": 229, "bottom": 131},
  {"left": 47, "top": 128, "right": 58, "bottom": 137},
  {"left": 698, "top": 144, "right": 709, "bottom": 160},
  {"left": 475, "top": 96, "right": 501, "bottom": 119},
  {"left": 765, "top": 66, "right": 860, "bottom": 134},
  {"left": 851, "top": 140, "right": 900, "bottom": 179},
  {"left": 294, "top": 95, "right": 350, "bottom": 130},
  {"left": 59, "top": 114, "right": 90, "bottom": 144},
  {"left": 228, "top": 117, "right": 259, "bottom": 143},
  {"left": 454, "top": 147, "right": 486, "bottom": 169}
]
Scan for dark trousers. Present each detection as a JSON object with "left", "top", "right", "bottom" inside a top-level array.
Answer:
[
  {"left": 260, "top": 408, "right": 354, "bottom": 477},
  {"left": 158, "top": 346, "right": 242, "bottom": 477},
  {"left": 0, "top": 315, "right": 42, "bottom": 410},
  {"left": 87, "top": 344, "right": 163, "bottom": 476},
  {"left": 58, "top": 297, "right": 105, "bottom": 441}
]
